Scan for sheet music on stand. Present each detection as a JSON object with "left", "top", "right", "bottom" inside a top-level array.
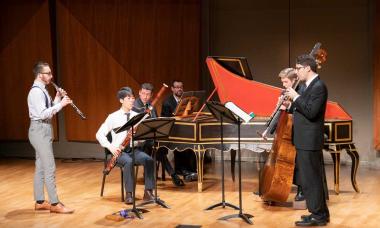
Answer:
[{"left": 173, "top": 90, "right": 206, "bottom": 116}]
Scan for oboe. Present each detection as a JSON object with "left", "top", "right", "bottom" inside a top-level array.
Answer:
[{"left": 50, "top": 81, "right": 87, "bottom": 120}]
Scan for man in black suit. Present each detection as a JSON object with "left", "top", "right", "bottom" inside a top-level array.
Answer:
[
  {"left": 285, "top": 54, "right": 330, "bottom": 226},
  {"left": 132, "top": 83, "right": 185, "bottom": 187},
  {"left": 161, "top": 80, "right": 198, "bottom": 181}
]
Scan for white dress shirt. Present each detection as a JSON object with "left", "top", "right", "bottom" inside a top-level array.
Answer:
[
  {"left": 293, "top": 74, "right": 319, "bottom": 102},
  {"left": 27, "top": 80, "right": 62, "bottom": 121},
  {"left": 96, "top": 108, "right": 139, "bottom": 149}
]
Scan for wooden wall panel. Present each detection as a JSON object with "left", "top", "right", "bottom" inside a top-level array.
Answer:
[
  {"left": 57, "top": 0, "right": 201, "bottom": 141},
  {"left": 374, "top": 1, "right": 380, "bottom": 151},
  {"left": 0, "top": 1, "right": 56, "bottom": 141}
]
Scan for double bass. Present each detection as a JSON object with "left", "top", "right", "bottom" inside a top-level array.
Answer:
[{"left": 260, "top": 43, "right": 327, "bottom": 202}]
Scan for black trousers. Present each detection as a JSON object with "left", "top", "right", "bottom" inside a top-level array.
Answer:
[
  {"left": 155, "top": 147, "right": 176, "bottom": 176},
  {"left": 295, "top": 149, "right": 330, "bottom": 220},
  {"left": 174, "top": 149, "right": 197, "bottom": 174}
]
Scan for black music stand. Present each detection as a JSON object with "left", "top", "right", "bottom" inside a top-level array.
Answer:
[
  {"left": 209, "top": 101, "right": 254, "bottom": 225},
  {"left": 205, "top": 101, "right": 239, "bottom": 211},
  {"left": 115, "top": 112, "right": 149, "bottom": 219},
  {"left": 134, "top": 117, "right": 175, "bottom": 209}
]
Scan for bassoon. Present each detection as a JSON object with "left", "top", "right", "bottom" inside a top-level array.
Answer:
[{"left": 103, "top": 83, "right": 168, "bottom": 175}]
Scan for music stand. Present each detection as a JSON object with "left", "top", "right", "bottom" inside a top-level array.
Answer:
[
  {"left": 209, "top": 101, "right": 254, "bottom": 225},
  {"left": 205, "top": 101, "right": 239, "bottom": 211},
  {"left": 134, "top": 117, "right": 175, "bottom": 209},
  {"left": 115, "top": 112, "right": 147, "bottom": 134},
  {"left": 115, "top": 112, "right": 149, "bottom": 219},
  {"left": 173, "top": 90, "right": 205, "bottom": 116}
]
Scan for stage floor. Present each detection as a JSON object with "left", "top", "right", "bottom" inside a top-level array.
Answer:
[{"left": 0, "top": 158, "right": 379, "bottom": 227}]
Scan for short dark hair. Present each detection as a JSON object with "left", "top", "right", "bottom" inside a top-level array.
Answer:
[
  {"left": 33, "top": 61, "right": 49, "bottom": 77},
  {"left": 117, "top": 87, "right": 134, "bottom": 100},
  {"left": 296, "top": 54, "right": 317, "bottom": 73},
  {"left": 141, "top": 83, "right": 154, "bottom": 91},
  {"left": 171, "top": 79, "right": 183, "bottom": 87}
]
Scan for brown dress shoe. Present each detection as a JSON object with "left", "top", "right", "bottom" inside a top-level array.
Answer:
[
  {"left": 125, "top": 192, "right": 133, "bottom": 204},
  {"left": 35, "top": 201, "right": 51, "bottom": 210},
  {"left": 143, "top": 189, "right": 155, "bottom": 202},
  {"left": 50, "top": 203, "right": 74, "bottom": 214}
]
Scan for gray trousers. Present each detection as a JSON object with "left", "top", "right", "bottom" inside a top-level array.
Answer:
[
  {"left": 28, "top": 121, "right": 59, "bottom": 204},
  {"left": 116, "top": 148, "right": 155, "bottom": 193}
]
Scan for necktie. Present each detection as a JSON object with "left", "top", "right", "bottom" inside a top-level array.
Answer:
[
  {"left": 298, "top": 84, "right": 306, "bottom": 96},
  {"left": 125, "top": 112, "right": 130, "bottom": 122}
]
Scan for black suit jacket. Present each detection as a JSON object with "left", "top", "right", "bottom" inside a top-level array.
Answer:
[
  {"left": 132, "top": 98, "right": 157, "bottom": 118},
  {"left": 291, "top": 76, "right": 328, "bottom": 150},
  {"left": 161, "top": 94, "right": 178, "bottom": 117}
]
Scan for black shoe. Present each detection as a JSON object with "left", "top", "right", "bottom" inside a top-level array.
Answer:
[
  {"left": 171, "top": 174, "right": 185, "bottom": 186},
  {"left": 183, "top": 172, "right": 197, "bottom": 182},
  {"left": 296, "top": 217, "right": 327, "bottom": 226},
  {"left": 176, "top": 169, "right": 188, "bottom": 176},
  {"left": 143, "top": 189, "right": 155, "bottom": 202},
  {"left": 295, "top": 186, "right": 305, "bottom": 201},
  {"left": 301, "top": 215, "right": 330, "bottom": 223},
  {"left": 125, "top": 192, "right": 133, "bottom": 205}
]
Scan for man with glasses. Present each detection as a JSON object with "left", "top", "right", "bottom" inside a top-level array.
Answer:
[
  {"left": 285, "top": 55, "right": 330, "bottom": 226},
  {"left": 161, "top": 80, "right": 197, "bottom": 182},
  {"left": 96, "top": 87, "right": 155, "bottom": 204},
  {"left": 28, "top": 61, "right": 74, "bottom": 213}
]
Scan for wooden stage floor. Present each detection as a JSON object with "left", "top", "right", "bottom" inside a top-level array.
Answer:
[{"left": 0, "top": 158, "right": 379, "bottom": 227}]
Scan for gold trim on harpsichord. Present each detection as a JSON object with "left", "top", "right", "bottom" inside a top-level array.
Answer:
[
  {"left": 334, "top": 121, "right": 352, "bottom": 142},
  {"left": 325, "top": 122, "right": 333, "bottom": 142},
  {"left": 198, "top": 121, "right": 272, "bottom": 142},
  {"left": 217, "top": 58, "right": 246, "bottom": 76},
  {"left": 168, "top": 121, "right": 197, "bottom": 141},
  {"left": 157, "top": 140, "right": 273, "bottom": 146}
]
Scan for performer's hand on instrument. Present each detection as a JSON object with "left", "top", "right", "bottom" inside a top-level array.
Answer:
[
  {"left": 108, "top": 145, "right": 121, "bottom": 157},
  {"left": 56, "top": 88, "right": 67, "bottom": 98},
  {"left": 60, "top": 96, "right": 72, "bottom": 107},
  {"left": 282, "top": 100, "right": 292, "bottom": 108},
  {"left": 284, "top": 87, "right": 299, "bottom": 100}
]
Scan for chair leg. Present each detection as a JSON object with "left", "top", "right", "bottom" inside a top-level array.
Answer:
[
  {"left": 100, "top": 174, "right": 106, "bottom": 197},
  {"left": 120, "top": 167, "right": 124, "bottom": 202}
]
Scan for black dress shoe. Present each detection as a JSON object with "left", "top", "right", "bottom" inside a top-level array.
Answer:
[
  {"left": 171, "top": 174, "right": 185, "bottom": 186},
  {"left": 301, "top": 215, "right": 330, "bottom": 223},
  {"left": 177, "top": 169, "right": 190, "bottom": 176},
  {"left": 295, "top": 186, "right": 305, "bottom": 201},
  {"left": 295, "top": 217, "right": 327, "bottom": 226},
  {"left": 183, "top": 172, "right": 198, "bottom": 182},
  {"left": 125, "top": 192, "right": 133, "bottom": 204},
  {"left": 143, "top": 189, "right": 155, "bottom": 202}
]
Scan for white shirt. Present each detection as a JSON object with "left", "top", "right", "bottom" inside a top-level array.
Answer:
[
  {"left": 27, "top": 80, "right": 62, "bottom": 121},
  {"left": 305, "top": 74, "right": 319, "bottom": 88},
  {"left": 96, "top": 108, "right": 139, "bottom": 149},
  {"left": 174, "top": 95, "right": 180, "bottom": 103}
]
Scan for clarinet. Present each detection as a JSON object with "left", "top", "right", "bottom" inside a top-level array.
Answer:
[
  {"left": 50, "top": 81, "right": 87, "bottom": 120},
  {"left": 103, "top": 83, "right": 168, "bottom": 175}
]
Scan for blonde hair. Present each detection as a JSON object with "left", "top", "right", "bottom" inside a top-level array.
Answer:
[{"left": 278, "top": 68, "right": 297, "bottom": 80}]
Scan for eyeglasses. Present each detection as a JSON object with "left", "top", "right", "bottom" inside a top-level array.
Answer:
[
  {"left": 295, "top": 66, "right": 306, "bottom": 71},
  {"left": 172, "top": 86, "right": 183, "bottom": 89},
  {"left": 40, "top": 72, "right": 52, "bottom": 75}
]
